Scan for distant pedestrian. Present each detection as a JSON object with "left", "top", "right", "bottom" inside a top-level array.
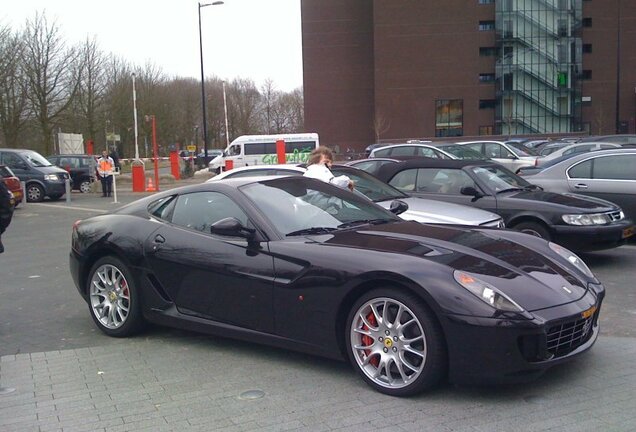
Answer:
[
  {"left": 97, "top": 150, "right": 115, "bottom": 197},
  {"left": 109, "top": 147, "right": 121, "bottom": 172},
  {"left": 0, "top": 180, "right": 15, "bottom": 254},
  {"left": 303, "top": 146, "right": 354, "bottom": 191}
]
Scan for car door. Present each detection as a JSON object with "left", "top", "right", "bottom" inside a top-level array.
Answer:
[
  {"left": 143, "top": 191, "right": 275, "bottom": 333},
  {"left": 566, "top": 154, "right": 636, "bottom": 220},
  {"left": 483, "top": 143, "right": 519, "bottom": 171}
]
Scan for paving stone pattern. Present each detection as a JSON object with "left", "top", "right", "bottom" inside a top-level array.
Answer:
[{"left": 1, "top": 334, "right": 635, "bottom": 432}]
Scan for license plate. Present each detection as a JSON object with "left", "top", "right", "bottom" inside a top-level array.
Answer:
[{"left": 622, "top": 226, "right": 635, "bottom": 239}]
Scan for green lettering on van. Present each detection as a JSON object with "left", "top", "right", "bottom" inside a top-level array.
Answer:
[{"left": 261, "top": 147, "right": 313, "bottom": 164}]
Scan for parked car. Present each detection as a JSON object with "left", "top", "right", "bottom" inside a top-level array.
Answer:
[
  {"left": 520, "top": 149, "right": 636, "bottom": 222},
  {"left": 426, "top": 143, "right": 488, "bottom": 160},
  {"left": 375, "top": 159, "right": 634, "bottom": 252},
  {"left": 537, "top": 142, "right": 620, "bottom": 162},
  {"left": 209, "top": 164, "right": 505, "bottom": 227},
  {"left": 195, "top": 149, "right": 222, "bottom": 169},
  {"left": 71, "top": 175, "right": 605, "bottom": 395},
  {"left": 578, "top": 134, "right": 636, "bottom": 145},
  {"left": 457, "top": 140, "right": 539, "bottom": 172},
  {"left": 369, "top": 143, "right": 456, "bottom": 159},
  {"left": 47, "top": 154, "right": 97, "bottom": 193},
  {"left": 0, "top": 164, "right": 23, "bottom": 206},
  {"left": 0, "top": 148, "right": 70, "bottom": 202},
  {"left": 346, "top": 158, "right": 404, "bottom": 176}
]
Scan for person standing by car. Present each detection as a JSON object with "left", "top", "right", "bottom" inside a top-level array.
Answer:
[
  {"left": 97, "top": 150, "right": 115, "bottom": 197},
  {"left": 304, "top": 146, "right": 354, "bottom": 191},
  {"left": 0, "top": 180, "right": 15, "bottom": 253}
]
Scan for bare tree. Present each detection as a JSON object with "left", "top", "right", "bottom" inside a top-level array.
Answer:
[
  {"left": 76, "top": 37, "right": 108, "bottom": 143},
  {"left": 227, "top": 78, "right": 261, "bottom": 137},
  {"left": 21, "top": 12, "right": 82, "bottom": 154},
  {"left": 0, "top": 25, "right": 29, "bottom": 148},
  {"left": 260, "top": 78, "right": 277, "bottom": 133},
  {"left": 373, "top": 109, "right": 390, "bottom": 142}
]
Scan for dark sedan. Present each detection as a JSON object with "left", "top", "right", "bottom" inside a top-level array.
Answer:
[
  {"left": 376, "top": 159, "right": 634, "bottom": 252},
  {"left": 71, "top": 176, "right": 604, "bottom": 396}
]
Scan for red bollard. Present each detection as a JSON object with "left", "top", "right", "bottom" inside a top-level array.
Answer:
[
  {"left": 169, "top": 151, "right": 180, "bottom": 180},
  {"left": 131, "top": 161, "right": 146, "bottom": 192},
  {"left": 225, "top": 159, "right": 234, "bottom": 171},
  {"left": 276, "top": 139, "right": 286, "bottom": 164}
]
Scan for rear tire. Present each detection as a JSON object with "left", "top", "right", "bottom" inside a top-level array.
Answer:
[
  {"left": 346, "top": 288, "right": 447, "bottom": 396},
  {"left": 86, "top": 256, "right": 144, "bottom": 337},
  {"left": 513, "top": 221, "right": 551, "bottom": 241}
]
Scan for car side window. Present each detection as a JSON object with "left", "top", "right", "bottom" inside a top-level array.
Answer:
[
  {"left": 171, "top": 192, "right": 250, "bottom": 234},
  {"left": 484, "top": 143, "right": 502, "bottom": 158},
  {"left": 415, "top": 147, "right": 437, "bottom": 158},
  {"left": 372, "top": 148, "right": 391, "bottom": 157},
  {"left": 464, "top": 144, "right": 483, "bottom": 155},
  {"left": 389, "top": 146, "right": 415, "bottom": 156},
  {"left": 1, "top": 153, "right": 23, "bottom": 169},
  {"left": 228, "top": 145, "right": 241, "bottom": 156},
  {"left": 388, "top": 169, "right": 417, "bottom": 191},
  {"left": 568, "top": 160, "right": 592, "bottom": 179},
  {"left": 428, "top": 168, "right": 474, "bottom": 194},
  {"left": 591, "top": 155, "right": 636, "bottom": 180}
]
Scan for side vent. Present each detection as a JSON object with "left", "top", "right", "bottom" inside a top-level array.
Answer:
[{"left": 146, "top": 273, "right": 173, "bottom": 302}]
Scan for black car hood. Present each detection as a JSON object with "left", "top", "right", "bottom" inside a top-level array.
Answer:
[
  {"left": 320, "top": 221, "right": 588, "bottom": 311},
  {"left": 502, "top": 190, "right": 617, "bottom": 212},
  {"left": 37, "top": 165, "right": 68, "bottom": 175}
]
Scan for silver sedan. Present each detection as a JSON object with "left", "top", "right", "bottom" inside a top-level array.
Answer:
[{"left": 209, "top": 164, "right": 505, "bottom": 228}]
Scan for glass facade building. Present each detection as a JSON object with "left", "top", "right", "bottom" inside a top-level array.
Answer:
[{"left": 495, "top": 0, "right": 584, "bottom": 134}]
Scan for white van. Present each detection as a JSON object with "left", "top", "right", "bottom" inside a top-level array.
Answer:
[{"left": 208, "top": 133, "right": 319, "bottom": 172}]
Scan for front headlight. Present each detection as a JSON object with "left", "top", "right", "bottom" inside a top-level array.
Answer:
[
  {"left": 44, "top": 174, "right": 59, "bottom": 181},
  {"left": 453, "top": 271, "right": 525, "bottom": 312},
  {"left": 562, "top": 213, "right": 611, "bottom": 225},
  {"left": 548, "top": 242, "right": 595, "bottom": 279}
]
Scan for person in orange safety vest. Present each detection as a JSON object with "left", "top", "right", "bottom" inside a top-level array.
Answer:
[{"left": 97, "top": 150, "right": 115, "bottom": 197}]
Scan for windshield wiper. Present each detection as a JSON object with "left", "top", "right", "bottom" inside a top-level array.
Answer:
[
  {"left": 286, "top": 227, "right": 337, "bottom": 236},
  {"left": 496, "top": 187, "right": 524, "bottom": 194},
  {"left": 337, "top": 218, "right": 392, "bottom": 229}
]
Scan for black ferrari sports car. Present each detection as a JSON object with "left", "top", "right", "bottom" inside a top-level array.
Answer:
[{"left": 70, "top": 176, "right": 604, "bottom": 396}]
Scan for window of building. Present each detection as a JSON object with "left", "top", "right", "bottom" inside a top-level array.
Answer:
[
  {"left": 478, "top": 0, "right": 494, "bottom": 4},
  {"left": 479, "top": 20, "right": 495, "bottom": 31},
  {"left": 479, "top": 47, "right": 497, "bottom": 56},
  {"left": 583, "top": 44, "right": 592, "bottom": 53},
  {"left": 479, "top": 99, "right": 496, "bottom": 109},
  {"left": 581, "top": 70, "right": 592, "bottom": 80},
  {"left": 582, "top": 17, "right": 592, "bottom": 27},
  {"left": 479, "top": 126, "right": 494, "bottom": 135},
  {"left": 435, "top": 99, "right": 463, "bottom": 137},
  {"left": 503, "top": 73, "right": 513, "bottom": 90},
  {"left": 479, "top": 73, "right": 496, "bottom": 82}
]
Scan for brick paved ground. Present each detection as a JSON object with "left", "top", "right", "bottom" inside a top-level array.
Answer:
[{"left": 1, "top": 334, "right": 635, "bottom": 432}]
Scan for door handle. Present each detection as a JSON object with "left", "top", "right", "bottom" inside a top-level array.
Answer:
[
  {"left": 154, "top": 234, "right": 165, "bottom": 244},
  {"left": 574, "top": 183, "right": 588, "bottom": 189}
]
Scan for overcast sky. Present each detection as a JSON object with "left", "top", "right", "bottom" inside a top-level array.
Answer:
[{"left": 1, "top": 0, "right": 303, "bottom": 91}]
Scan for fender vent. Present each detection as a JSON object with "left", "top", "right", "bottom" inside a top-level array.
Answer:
[{"left": 146, "top": 274, "right": 172, "bottom": 302}]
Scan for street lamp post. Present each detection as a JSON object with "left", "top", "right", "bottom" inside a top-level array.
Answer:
[
  {"left": 198, "top": 1, "right": 225, "bottom": 165},
  {"left": 222, "top": 80, "right": 229, "bottom": 147}
]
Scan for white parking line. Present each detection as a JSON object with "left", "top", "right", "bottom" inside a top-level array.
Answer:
[{"left": 27, "top": 203, "right": 108, "bottom": 213}]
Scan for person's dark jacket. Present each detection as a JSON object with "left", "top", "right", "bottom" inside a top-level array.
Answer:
[{"left": 0, "top": 181, "right": 14, "bottom": 234}]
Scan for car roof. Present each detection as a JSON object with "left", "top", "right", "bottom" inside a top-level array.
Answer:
[
  {"left": 376, "top": 158, "right": 495, "bottom": 181},
  {"left": 541, "top": 148, "right": 636, "bottom": 168}
]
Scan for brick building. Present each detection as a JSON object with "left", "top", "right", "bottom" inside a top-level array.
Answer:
[{"left": 301, "top": 0, "right": 636, "bottom": 151}]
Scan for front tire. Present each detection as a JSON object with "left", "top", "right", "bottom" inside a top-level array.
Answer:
[
  {"left": 513, "top": 221, "right": 551, "bottom": 241},
  {"left": 86, "top": 256, "right": 143, "bottom": 337},
  {"left": 26, "top": 183, "right": 44, "bottom": 202},
  {"left": 346, "top": 288, "right": 447, "bottom": 396}
]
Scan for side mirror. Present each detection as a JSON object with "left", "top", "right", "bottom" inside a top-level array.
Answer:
[
  {"left": 460, "top": 186, "right": 482, "bottom": 198},
  {"left": 389, "top": 200, "right": 409, "bottom": 216},
  {"left": 210, "top": 217, "right": 255, "bottom": 239}
]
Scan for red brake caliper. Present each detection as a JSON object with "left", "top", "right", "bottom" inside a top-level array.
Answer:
[{"left": 361, "top": 312, "right": 379, "bottom": 367}]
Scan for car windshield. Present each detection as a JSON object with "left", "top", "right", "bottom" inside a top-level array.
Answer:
[
  {"left": 240, "top": 177, "right": 399, "bottom": 236},
  {"left": 507, "top": 142, "right": 539, "bottom": 157},
  {"left": 471, "top": 165, "right": 532, "bottom": 192},
  {"left": 22, "top": 151, "right": 52, "bottom": 167},
  {"left": 331, "top": 167, "right": 407, "bottom": 202},
  {"left": 436, "top": 144, "right": 487, "bottom": 160}
]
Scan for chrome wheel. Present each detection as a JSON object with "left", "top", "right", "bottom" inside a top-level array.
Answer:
[
  {"left": 89, "top": 264, "right": 130, "bottom": 329},
  {"left": 26, "top": 184, "right": 44, "bottom": 202},
  {"left": 350, "top": 297, "right": 427, "bottom": 390},
  {"left": 79, "top": 180, "right": 91, "bottom": 193}
]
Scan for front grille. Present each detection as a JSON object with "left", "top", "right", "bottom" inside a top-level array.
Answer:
[
  {"left": 608, "top": 210, "right": 623, "bottom": 222},
  {"left": 546, "top": 314, "right": 595, "bottom": 358}
]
